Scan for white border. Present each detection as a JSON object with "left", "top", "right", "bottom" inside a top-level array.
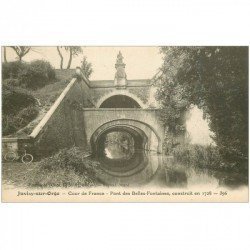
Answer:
[{"left": 0, "top": 1, "right": 250, "bottom": 250}]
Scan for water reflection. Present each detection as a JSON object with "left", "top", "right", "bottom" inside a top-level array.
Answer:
[
  {"left": 161, "top": 159, "right": 247, "bottom": 189},
  {"left": 94, "top": 133, "right": 247, "bottom": 189},
  {"left": 95, "top": 131, "right": 160, "bottom": 186},
  {"left": 104, "top": 143, "right": 135, "bottom": 160},
  {"left": 97, "top": 149, "right": 160, "bottom": 186},
  {"left": 104, "top": 131, "right": 135, "bottom": 160}
]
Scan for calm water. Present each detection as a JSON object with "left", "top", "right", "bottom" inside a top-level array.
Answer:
[{"left": 95, "top": 142, "right": 247, "bottom": 188}]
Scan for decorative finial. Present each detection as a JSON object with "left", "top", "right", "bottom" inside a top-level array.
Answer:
[
  {"left": 114, "top": 51, "right": 127, "bottom": 88},
  {"left": 116, "top": 51, "right": 124, "bottom": 65},
  {"left": 115, "top": 51, "right": 126, "bottom": 69}
]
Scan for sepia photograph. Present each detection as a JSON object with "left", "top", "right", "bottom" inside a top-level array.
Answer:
[
  {"left": 1, "top": 1, "right": 250, "bottom": 250},
  {"left": 1, "top": 46, "right": 249, "bottom": 202}
]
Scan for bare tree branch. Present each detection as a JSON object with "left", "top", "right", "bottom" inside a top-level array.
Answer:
[
  {"left": 3, "top": 47, "right": 7, "bottom": 63},
  {"left": 56, "top": 46, "right": 64, "bottom": 69},
  {"left": 10, "top": 46, "right": 32, "bottom": 61}
]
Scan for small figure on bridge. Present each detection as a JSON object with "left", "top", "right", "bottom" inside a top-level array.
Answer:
[{"left": 114, "top": 51, "right": 127, "bottom": 88}]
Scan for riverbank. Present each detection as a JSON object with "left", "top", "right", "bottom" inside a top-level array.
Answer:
[{"left": 2, "top": 153, "right": 248, "bottom": 190}]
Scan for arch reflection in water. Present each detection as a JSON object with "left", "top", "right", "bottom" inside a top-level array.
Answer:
[
  {"left": 95, "top": 131, "right": 161, "bottom": 186},
  {"left": 104, "top": 131, "right": 135, "bottom": 160}
]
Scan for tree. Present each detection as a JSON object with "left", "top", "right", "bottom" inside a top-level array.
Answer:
[
  {"left": 3, "top": 47, "right": 7, "bottom": 62},
  {"left": 157, "top": 46, "right": 248, "bottom": 168},
  {"left": 56, "top": 46, "right": 83, "bottom": 69},
  {"left": 80, "top": 56, "right": 93, "bottom": 79},
  {"left": 66, "top": 46, "right": 82, "bottom": 69},
  {"left": 10, "top": 46, "right": 31, "bottom": 61},
  {"left": 56, "top": 46, "right": 64, "bottom": 69}
]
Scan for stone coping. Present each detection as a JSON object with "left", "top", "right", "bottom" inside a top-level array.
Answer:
[
  {"left": 81, "top": 108, "right": 160, "bottom": 111},
  {"left": 30, "top": 78, "right": 78, "bottom": 139}
]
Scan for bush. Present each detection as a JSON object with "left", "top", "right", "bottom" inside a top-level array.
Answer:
[
  {"left": 27, "top": 147, "right": 102, "bottom": 187},
  {"left": 18, "top": 60, "right": 56, "bottom": 89},
  {"left": 2, "top": 85, "right": 36, "bottom": 115},
  {"left": 2, "top": 61, "right": 27, "bottom": 80},
  {"left": 172, "top": 144, "right": 225, "bottom": 170},
  {"left": 2, "top": 116, "right": 17, "bottom": 135},
  {"left": 2, "top": 85, "right": 39, "bottom": 136},
  {"left": 17, "top": 106, "right": 39, "bottom": 123},
  {"left": 3, "top": 78, "right": 20, "bottom": 87},
  {"left": 2, "top": 60, "right": 56, "bottom": 89},
  {"left": 2, "top": 106, "right": 39, "bottom": 136},
  {"left": 158, "top": 47, "right": 248, "bottom": 168}
]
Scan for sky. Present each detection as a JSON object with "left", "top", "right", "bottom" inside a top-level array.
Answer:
[
  {"left": 2, "top": 46, "right": 213, "bottom": 145},
  {"left": 3, "top": 46, "right": 163, "bottom": 80}
]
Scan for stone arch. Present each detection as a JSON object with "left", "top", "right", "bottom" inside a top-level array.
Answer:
[
  {"left": 96, "top": 90, "right": 147, "bottom": 108},
  {"left": 90, "top": 119, "right": 161, "bottom": 154}
]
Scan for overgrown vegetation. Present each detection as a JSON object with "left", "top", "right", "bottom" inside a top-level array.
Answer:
[
  {"left": 80, "top": 56, "right": 93, "bottom": 79},
  {"left": 156, "top": 47, "right": 248, "bottom": 170},
  {"left": 27, "top": 147, "right": 102, "bottom": 187},
  {"left": 172, "top": 144, "right": 224, "bottom": 170},
  {"left": 2, "top": 60, "right": 56, "bottom": 89},
  {"left": 2, "top": 147, "right": 103, "bottom": 188},
  {"left": 2, "top": 85, "right": 39, "bottom": 135},
  {"left": 2, "top": 60, "right": 64, "bottom": 136}
]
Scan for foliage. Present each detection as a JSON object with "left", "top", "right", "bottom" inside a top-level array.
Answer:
[
  {"left": 10, "top": 46, "right": 31, "bottom": 61},
  {"left": 18, "top": 60, "right": 56, "bottom": 89},
  {"left": 155, "top": 49, "right": 190, "bottom": 151},
  {"left": 80, "top": 56, "right": 93, "bottom": 79},
  {"left": 2, "top": 85, "right": 39, "bottom": 136},
  {"left": 3, "top": 106, "right": 39, "bottom": 136},
  {"left": 56, "top": 46, "right": 83, "bottom": 69},
  {"left": 172, "top": 144, "right": 224, "bottom": 170},
  {"left": 30, "top": 79, "right": 68, "bottom": 106},
  {"left": 18, "top": 105, "right": 39, "bottom": 122},
  {"left": 28, "top": 147, "right": 102, "bottom": 187},
  {"left": 2, "top": 61, "right": 27, "bottom": 80},
  {"left": 2, "top": 60, "right": 56, "bottom": 89},
  {"left": 156, "top": 80, "right": 189, "bottom": 133},
  {"left": 157, "top": 46, "right": 248, "bottom": 167},
  {"left": 2, "top": 85, "right": 36, "bottom": 114}
]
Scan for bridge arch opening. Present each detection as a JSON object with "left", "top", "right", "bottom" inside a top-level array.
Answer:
[
  {"left": 90, "top": 119, "right": 161, "bottom": 156},
  {"left": 99, "top": 95, "right": 141, "bottom": 108},
  {"left": 91, "top": 125, "right": 148, "bottom": 175},
  {"left": 91, "top": 125, "right": 147, "bottom": 157},
  {"left": 90, "top": 119, "right": 162, "bottom": 180}
]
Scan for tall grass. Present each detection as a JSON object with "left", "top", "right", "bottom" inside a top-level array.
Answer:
[
  {"left": 172, "top": 144, "right": 225, "bottom": 170},
  {"left": 27, "top": 147, "right": 103, "bottom": 188}
]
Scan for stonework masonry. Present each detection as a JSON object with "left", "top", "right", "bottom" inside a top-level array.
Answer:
[{"left": 4, "top": 53, "right": 165, "bottom": 157}]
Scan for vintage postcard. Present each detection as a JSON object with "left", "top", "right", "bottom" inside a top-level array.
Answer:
[{"left": 1, "top": 46, "right": 248, "bottom": 202}]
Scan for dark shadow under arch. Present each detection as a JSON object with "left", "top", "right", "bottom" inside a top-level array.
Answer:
[
  {"left": 90, "top": 119, "right": 161, "bottom": 154},
  {"left": 99, "top": 95, "right": 141, "bottom": 108}
]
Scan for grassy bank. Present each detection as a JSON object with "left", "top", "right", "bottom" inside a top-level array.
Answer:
[
  {"left": 2, "top": 147, "right": 103, "bottom": 188},
  {"left": 172, "top": 143, "right": 248, "bottom": 173}
]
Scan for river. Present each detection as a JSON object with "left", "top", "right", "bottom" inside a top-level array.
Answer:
[{"left": 95, "top": 142, "right": 248, "bottom": 189}]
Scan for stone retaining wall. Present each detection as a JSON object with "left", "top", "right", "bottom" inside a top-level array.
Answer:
[{"left": 30, "top": 76, "right": 92, "bottom": 157}]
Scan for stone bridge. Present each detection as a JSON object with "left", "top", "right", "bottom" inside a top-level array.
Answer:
[
  {"left": 83, "top": 108, "right": 163, "bottom": 154},
  {"left": 28, "top": 52, "right": 165, "bottom": 156}
]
